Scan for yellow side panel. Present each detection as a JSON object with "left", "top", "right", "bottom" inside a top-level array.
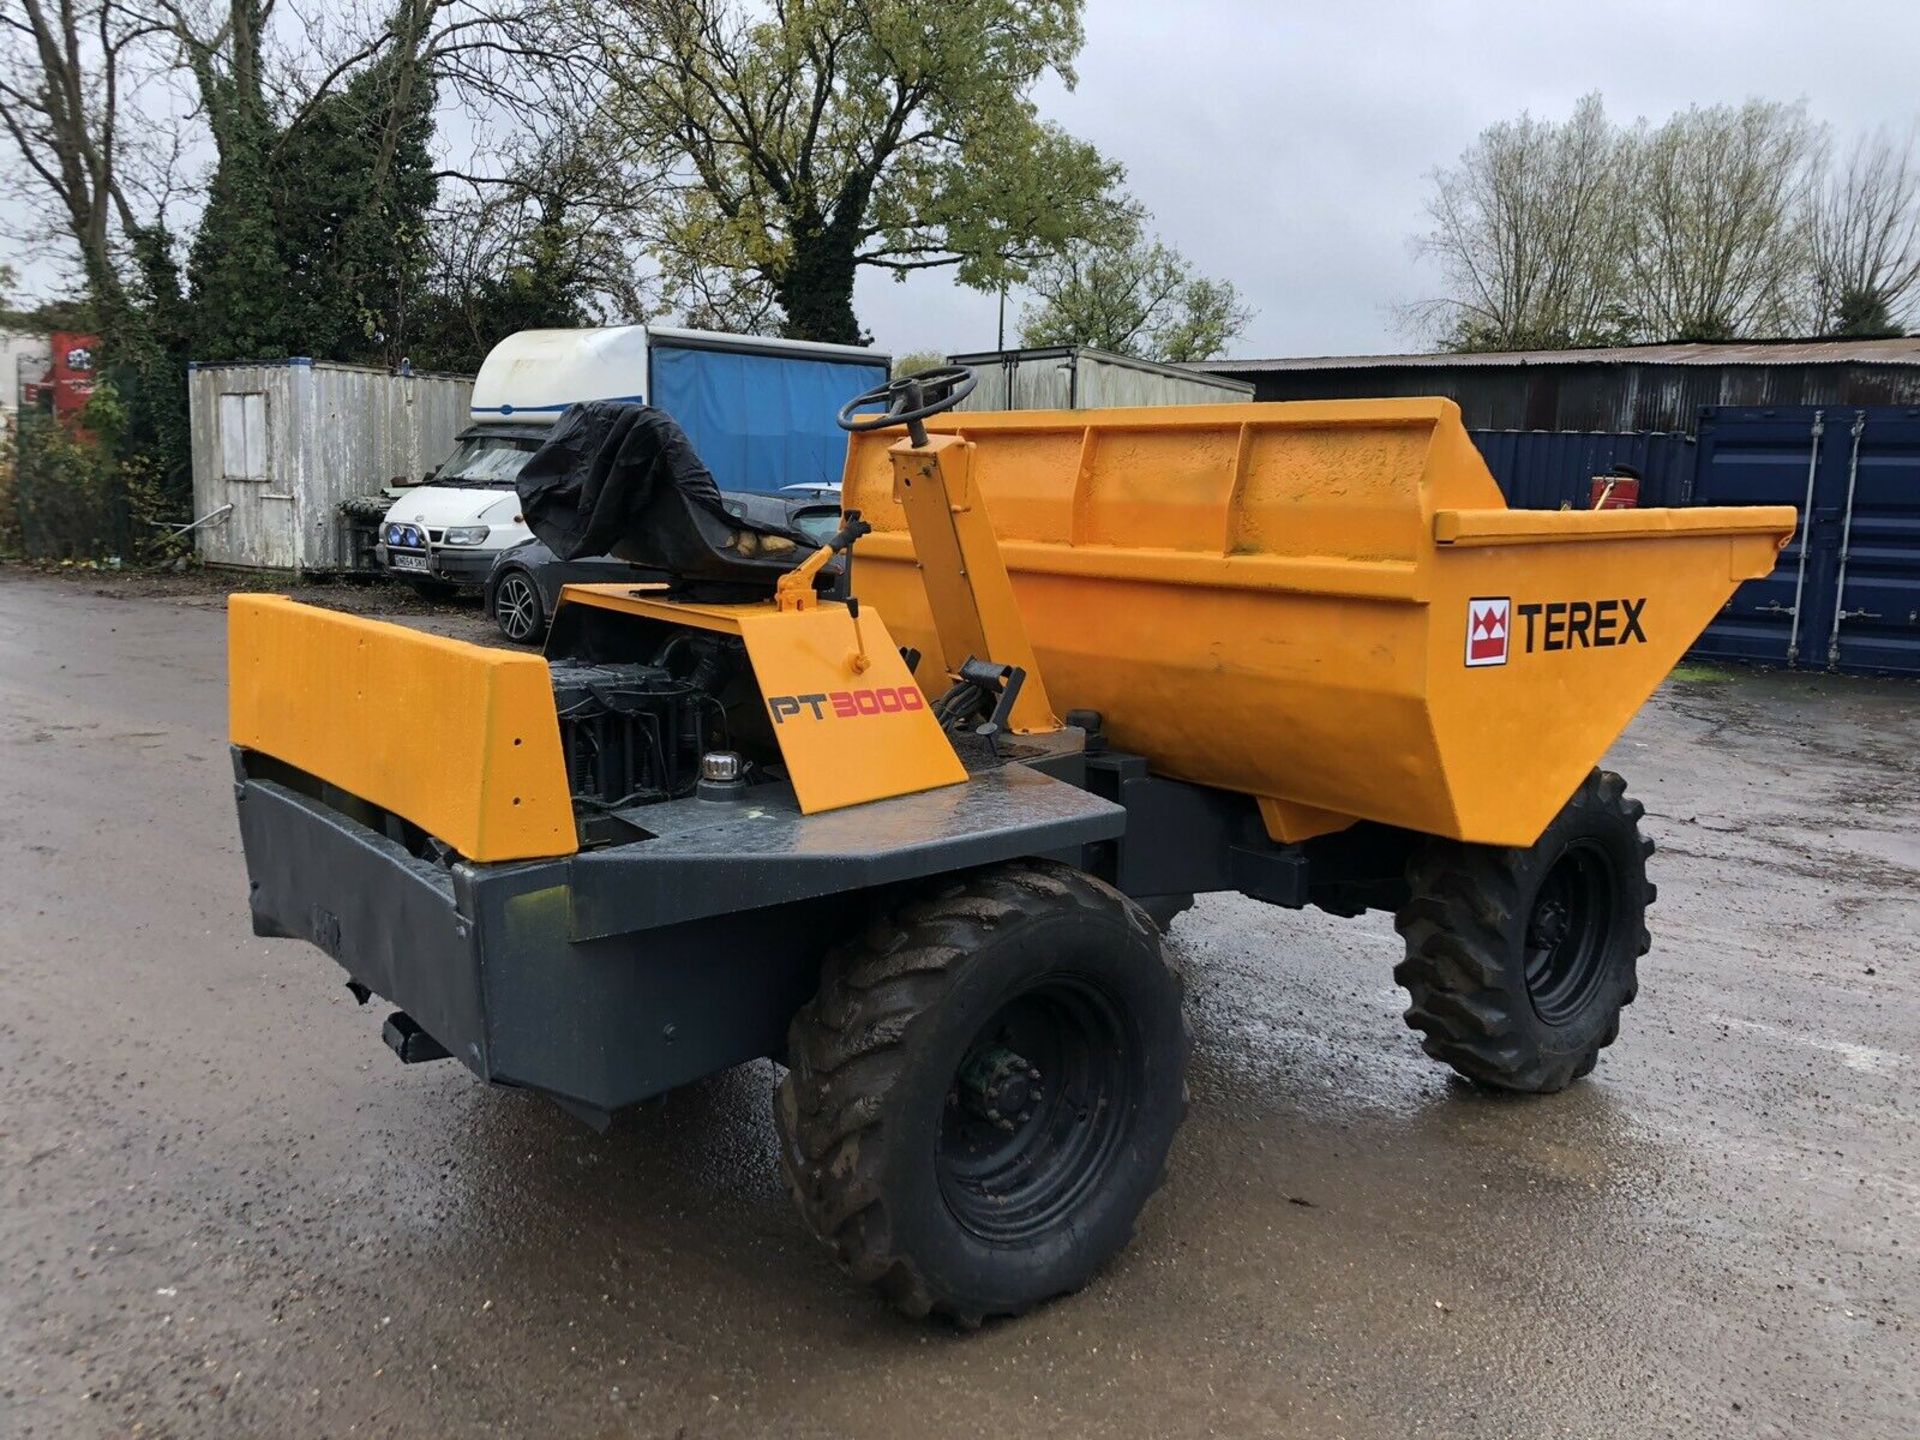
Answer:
[
  {"left": 1423, "top": 524, "right": 1793, "bottom": 845},
  {"left": 228, "top": 595, "right": 575, "bottom": 861},
  {"left": 734, "top": 606, "right": 967, "bottom": 813}
]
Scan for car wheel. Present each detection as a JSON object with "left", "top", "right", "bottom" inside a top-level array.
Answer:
[{"left": 492, "top": 569, "right": 546, "bottom": 643}]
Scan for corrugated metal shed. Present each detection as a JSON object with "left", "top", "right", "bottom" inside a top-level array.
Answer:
[
  {"left": 948, "top": 346, "right": 1254, "bottom": 411},
  {"left": 1192, "top": 338, "right": 1920, "bottom": 432},
  {"left": 189, "top": 359, "right": 473, "bottom": 572}
]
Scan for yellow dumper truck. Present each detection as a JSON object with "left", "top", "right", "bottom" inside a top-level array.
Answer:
[{"left": 227, "top": 369, "right": 1796, "bottom": 1322}]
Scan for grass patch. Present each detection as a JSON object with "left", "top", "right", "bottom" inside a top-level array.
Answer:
[{"left": 1668, "top": 661, "right": 1735, "bottom": 683}]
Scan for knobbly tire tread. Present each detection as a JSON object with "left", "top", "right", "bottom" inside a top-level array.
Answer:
[
  {"left": 1393, "top": 767, "right": 1654, "bottom": 1093},
  {"left": 774, "top": 860, "right": 1189, "bottom": 1325}
]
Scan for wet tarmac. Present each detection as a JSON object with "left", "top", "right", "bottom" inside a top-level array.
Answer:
[{"left": 2, "top": 568, "right": 1915, "bottom": 1438}]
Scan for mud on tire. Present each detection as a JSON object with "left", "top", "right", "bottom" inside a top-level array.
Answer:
[
  {"left": 774, "top": 860, "right": 1190, "bottom": 1324},
  {"left": 1393, "top": 768, "right": 1655, "bottom": 1093}
]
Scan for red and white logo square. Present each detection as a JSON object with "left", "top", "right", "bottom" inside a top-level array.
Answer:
[{"left": 1465, "top": 597, "right": 1510, "bottom": 667}]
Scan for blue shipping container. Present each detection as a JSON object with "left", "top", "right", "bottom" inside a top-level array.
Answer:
[
  {"left": 1691, "top": 405, "right": 1920, "bottom": 675},
  {"left": 1468, "top": 429, "right": 1696, "bottom": 510}
]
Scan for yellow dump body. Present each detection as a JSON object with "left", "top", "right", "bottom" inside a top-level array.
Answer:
[{"left": 842, "top": 399, "right": 1795, "bottom": 848}]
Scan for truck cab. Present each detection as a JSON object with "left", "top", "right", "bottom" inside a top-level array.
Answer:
[
  {"left": 376, "top": 423, "right": 547, "bottom": 589},
  {"left": 376, "top": 325, "right": 888, "bottom": 591}
]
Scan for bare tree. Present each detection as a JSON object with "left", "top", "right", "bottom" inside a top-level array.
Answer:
[
  {"left": 1624, "top": 99, "right": 1822, "bottom": 342},
  {"left": 1809, "top": 126, "right": 1920, "bottom": 337},
  {"left": 1409, "top": 94, "right": 1634, "bottom": 352},
  {"left": 418, "top": 113, "right": 667, "bottom": 365},
  {"left": 0, "top": 0, "right": 168, "bottom": 304}
]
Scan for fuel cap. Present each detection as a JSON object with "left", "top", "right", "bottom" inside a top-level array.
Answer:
[{"left": 699, "top": 750, "right": 744, "bottom": 782}]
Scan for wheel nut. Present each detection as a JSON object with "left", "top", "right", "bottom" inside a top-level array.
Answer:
[
  {"left": 1027, "top": 1068, "right": 1041, "bottom": 1080},
  {"left": 996, "top": 1118, "right": 1015, "bottom": 1131},
  {"left": 985, "top": 1107, "right": 1001, "bottom": 1122}
]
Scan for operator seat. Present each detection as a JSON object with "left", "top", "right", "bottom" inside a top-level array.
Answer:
[{"left": 517, "top": 401, "right": 819, "bottom": 602}]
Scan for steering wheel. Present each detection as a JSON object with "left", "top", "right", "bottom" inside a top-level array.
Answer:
[{"left": 836, "top": 365, "right": 978, "bottom": 444}]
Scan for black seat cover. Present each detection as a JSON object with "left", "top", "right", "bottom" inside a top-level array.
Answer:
[{"left": 516, "top": 402, "right": 811, "bottom": 596}]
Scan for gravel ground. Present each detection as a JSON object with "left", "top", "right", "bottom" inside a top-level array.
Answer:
[{"left": 1, "top": 565, "right": 1914, "bottom": 1439}]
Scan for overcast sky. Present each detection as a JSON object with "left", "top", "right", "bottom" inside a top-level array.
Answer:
[
  {"left": 856, "top": 0, "right": 1920, "bottom": 361},
  {"left": 8, "top": 0, "right": 1920, "bottom": 363}
]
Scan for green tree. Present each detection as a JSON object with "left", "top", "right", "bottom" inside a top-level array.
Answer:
[
  {"left": 891, "top": 350, "right": 946, "bottom": 377},
  {"left": 271, "top": 45, "right": 439, "bottom": 364},
  {"left": 599, "top": 0, "right": 1131, "bottom": 344},
  {"left": 1625, "top": 100, "right": 1821, "bottom": 342},
  {"left": 1019, "top": 227, "right": 1253, "bottom": 362},
  {"left": 179, "top": 1, "right": 290, "bottom": 360}
]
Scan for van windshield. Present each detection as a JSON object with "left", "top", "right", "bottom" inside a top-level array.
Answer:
[{"left": 428, "top": 434, "right": 542, "bottom": 487}]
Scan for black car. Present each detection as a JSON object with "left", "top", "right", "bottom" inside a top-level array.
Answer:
[{"left": 483, "top": 490, "right": 842, "bottom": 643}]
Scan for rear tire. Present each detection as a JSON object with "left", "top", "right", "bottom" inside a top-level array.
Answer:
[
  {"left": 1393, "top": 768, "right": 1653, "bottom": 1093},
  {"left": 775, "top": 860, "right": 1189, "bottom": 1324},
  {"left": 1135, "top": 892, "right": 1194, "bottom": 933}
]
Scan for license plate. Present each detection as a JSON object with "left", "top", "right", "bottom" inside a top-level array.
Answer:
[{"left": 389, "top": 552, "right": 429, "bottom": 574}]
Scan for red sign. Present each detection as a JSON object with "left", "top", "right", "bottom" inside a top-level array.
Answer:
[
  {"left": 1466, "top": 597, "right": 1511, "bottom": 667},
  {"left": 33, "top": 334, "right": 97, "bottom": 428}
]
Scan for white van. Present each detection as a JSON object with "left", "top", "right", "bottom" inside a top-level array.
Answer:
[{"left": 377, "top": 326, "right": 888, "bottom": 591}]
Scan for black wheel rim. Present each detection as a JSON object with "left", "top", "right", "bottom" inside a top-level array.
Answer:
[
  {"left": 496, "top": 575, "right": 538, "bottom": 641},
  {"left": 937, "top": 977, "right": 1137, "bottom": 1244},
  {"left": 1523, "top": 839, "right": 1616, "bottom": 1025}
]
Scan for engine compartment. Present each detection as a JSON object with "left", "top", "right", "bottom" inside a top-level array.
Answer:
[{"left": 548, "top": 632, "right": 747, "bottom": 811}]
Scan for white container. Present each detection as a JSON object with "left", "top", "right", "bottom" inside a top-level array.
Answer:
[{"left": 189, "top": 359, "right": 473, "bottom": 572}]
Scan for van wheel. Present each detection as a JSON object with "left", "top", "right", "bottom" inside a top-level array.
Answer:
[
  {"left": 1393, "top": 768, "right": 1653, "bottom": 1093},
  {"left": 491, "top": 569, "right": 545, "bottom": 643},
  {"left": 775, "top": 860, "right": 1189, "bottom": 1324}
]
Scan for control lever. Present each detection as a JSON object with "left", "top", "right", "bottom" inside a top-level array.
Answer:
[
  {"left": 776, "top": 508, "right": 870, "bottom": 618},
  {"left": 827, "top": 510, "right": 872, "bottom": 554},
  {"left": 934, "top": 656, "right": 1027, "bottom": 752}
]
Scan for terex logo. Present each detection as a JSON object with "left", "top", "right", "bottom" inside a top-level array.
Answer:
[
  {"left": 768, "top": 686, "right": 926, "bottom": 724},
  {"left": 1467, "top": 596, "right": 1650, "bottom": 666},
  {"left": 1517, "top": 598, "right": 1647, "bottom": 652},
  {"left": 1465, "top": 597, "right": 1510, "bottom": 667}
]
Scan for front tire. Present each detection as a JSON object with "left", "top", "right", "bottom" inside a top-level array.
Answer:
[
  {"left": 1393, "top": 768, "right": 1654, "bottom": 1093},
  {"left": 491, "top": 568, "right": 545, "bottom": 643},
  {"left": 775, "top": 860, "right": 1189, "bottom": 1324}
]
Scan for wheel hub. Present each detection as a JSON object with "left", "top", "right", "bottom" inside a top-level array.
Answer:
[
  {"left": 959, "top": 1045, "right": 1041, "bottom": 1129},
  {"left": 1522, "top": 841, "right": 1618, "bottom": 1026},
  {"left": 1527, "top": 895, "right": 1571, "bottom": 952},
  {"left": 936, "top": 980, "right": 1137, "bottom": 1245}
]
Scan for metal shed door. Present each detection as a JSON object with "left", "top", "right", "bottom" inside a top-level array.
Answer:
[{"left": 214, "top": 390, "right": 298, "bottom": 568}]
